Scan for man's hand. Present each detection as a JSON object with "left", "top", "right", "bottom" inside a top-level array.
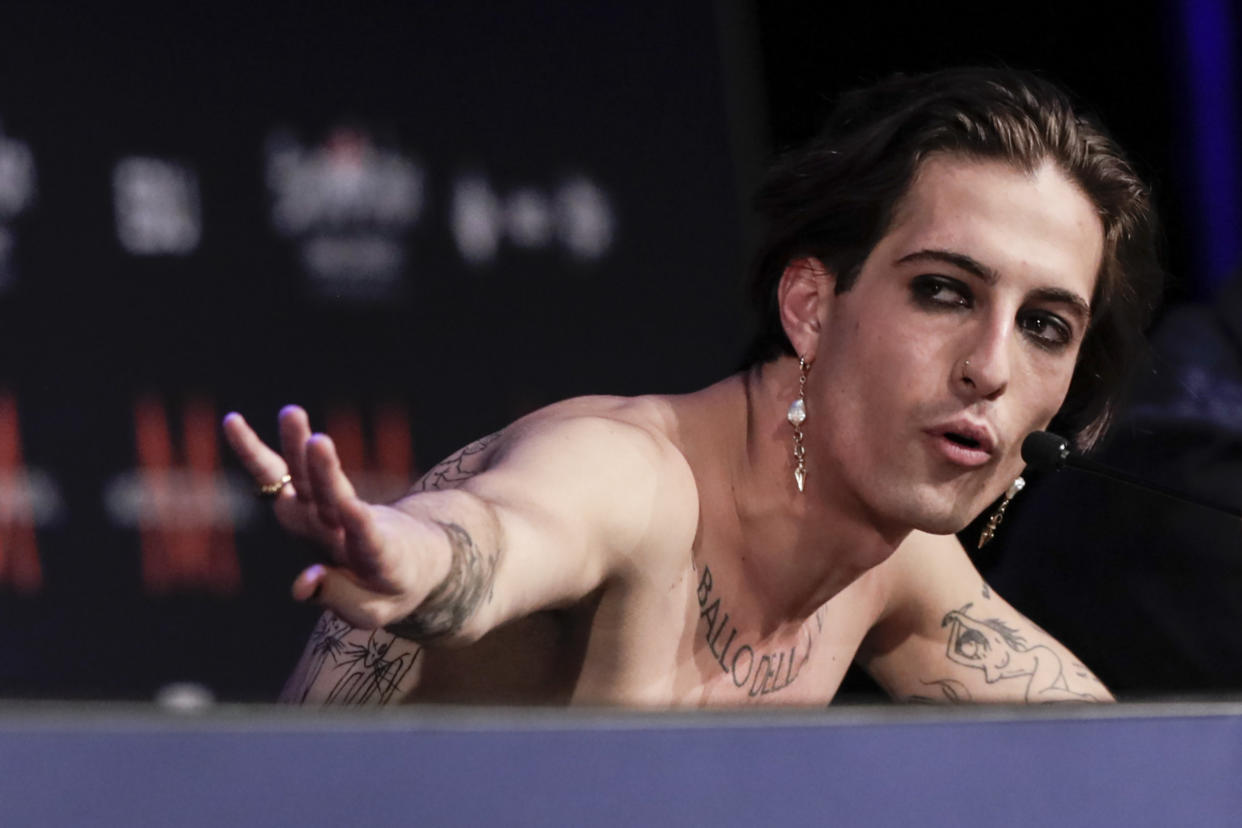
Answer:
[{"left": 223, "top": 405, "right": 448, "bottom": 630}]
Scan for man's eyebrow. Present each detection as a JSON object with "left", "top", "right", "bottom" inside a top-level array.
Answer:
[
  {"left": 896, "top": 247, "right": 1092, "bottom": 322},
  {"left": 1029, "top": 287, "right": 1092, "bottom": 324},
  {"left": 895, "top": 249, "right": 998, "bottom": 284}
]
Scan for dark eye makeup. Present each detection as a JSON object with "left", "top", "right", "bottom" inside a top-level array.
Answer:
[
  {"left": 910, "top": 274, "right": 971, "bottom": 309},
  {"left": 908, "top": 273, "right": 1076, "bottom": 351},
  {"left": 1017, "top": 310, "right": 1073, "bottom": 349}
]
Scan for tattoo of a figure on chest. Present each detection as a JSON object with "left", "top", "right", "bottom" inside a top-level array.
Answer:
[
  {"left": 695, "top": 565, "right": 821, "bottom": 698},
  {"left": 385, "top": 520, "right": 499, "bottom": 642}
]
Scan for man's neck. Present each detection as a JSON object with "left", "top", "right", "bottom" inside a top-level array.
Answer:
[{"left": 723, "top": 358, "right": 907, "bottom": 631}]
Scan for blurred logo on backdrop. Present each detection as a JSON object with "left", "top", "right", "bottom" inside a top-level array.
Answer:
[
  {"left": 451, "top": 174, "right": 614, "bottom": 266},
  {"left": 266, "top": 126, "right": 425, "bottom": 301},
  {"left": 104, "top": 396, "right": 249, "bottom": 594},
  {"left": 0, "top": 121, "right": 36, "bottom": 292},
  {"left": 0, "top": 392, "right": 60, "bottom": 593},
  {"left": 113, "top": 157, "right": 202, "bottom": 256},
  {"left": 320, "top": 402, "right": 414, "bottom": 504}
]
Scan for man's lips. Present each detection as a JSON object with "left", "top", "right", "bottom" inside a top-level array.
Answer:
[{"left": 926, "top": 421, "right": 998, "bottom": 467}]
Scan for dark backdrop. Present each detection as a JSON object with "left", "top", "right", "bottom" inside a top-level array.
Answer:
[
  {"left": 0, "top": 1, "right": 747, "bottom": 699},
  {"left": 0, "top": 1, "right": 1235, "bottom": 700}
]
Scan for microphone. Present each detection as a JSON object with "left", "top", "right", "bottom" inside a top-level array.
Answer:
[{"left": 1020, "top": 431, "right": 1242, "bottom": 520}]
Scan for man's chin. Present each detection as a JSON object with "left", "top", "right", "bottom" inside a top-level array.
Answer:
[
  {"left": 911, "top": 513, "right": 973, "bottom": 536},
  {"left": 900, "top": 495, "right": 980, "bottom": 536},
  {"left": 872, "top": 481, "right": 990, "bottom": 538}
]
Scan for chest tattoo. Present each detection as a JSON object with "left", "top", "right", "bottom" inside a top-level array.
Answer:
[{"left": 696, "top": 565, "right": 819, "bottom": 698}]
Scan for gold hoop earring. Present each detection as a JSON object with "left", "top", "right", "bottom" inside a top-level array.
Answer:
[
  {"left": 978, "top": 476, "right": 1025, "bottom": 548},
  {"left": 787, "top": 356, "right": 810, "bottom": 493}
]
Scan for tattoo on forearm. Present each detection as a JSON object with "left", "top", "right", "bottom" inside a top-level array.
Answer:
[
  {"left": 323, "top": 632, "right": 418, "bottom": 705},
  {"left": 384, "top": 520, "right": 499, "bottom": 642},
  {"left": 696, "top": 565, "right": 819, "bottom": 698},
  {"left": 410, "top": 433, "right": 500, "bottom": 493},
  {"left": 1071, "top": 661, "right": 1102, "bottom": 685},
  {"left": 284, "top": 613, "right": 419, "bottom": 705},
  {"left": 284, "top": 434, "right": 501, "bottom": 703},
  {"left": 919, "top": 603, "right": 1098, "bottom": 703},
  {"left": 906, "top": 678, "right": 972, "bottom": 704}
]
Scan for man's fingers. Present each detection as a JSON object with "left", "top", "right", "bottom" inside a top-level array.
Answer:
[
  {"left": 305, "top": 433, "right": 360, "bottom": 529},
  {"left": 279, "top": 405, "right": 314, "bottom": 503},
  {"left": 222, "top": 412, "right": 289, "bottom": 487},
  {"left": 293, "top": 564, "right": 403, "bottom": 629},
  {"left": 292, "top": 563, "right": 329, "bottom": 602},
  {"left": 304, "top": 434, "right": 384, "bottom": 571}
]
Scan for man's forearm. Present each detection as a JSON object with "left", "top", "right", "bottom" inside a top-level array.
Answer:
[
  {"left": 281, "top": 611, "right": 422, "bottom": 705},
  {"left": 382, "top": 517, "right": 499, "bottom": 642}
]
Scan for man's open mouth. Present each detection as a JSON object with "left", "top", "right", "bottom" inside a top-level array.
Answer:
[{"left": 944, "top": 432, "right": 981, "bottom": 449}]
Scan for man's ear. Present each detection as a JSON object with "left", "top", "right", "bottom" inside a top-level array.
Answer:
[{"left": 777, "top": 257, "right": 833, "bottom": 358}]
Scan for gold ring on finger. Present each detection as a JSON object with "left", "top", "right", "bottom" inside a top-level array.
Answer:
[{"left": 257, "top": 473, "right": 293, "bottom": 499}]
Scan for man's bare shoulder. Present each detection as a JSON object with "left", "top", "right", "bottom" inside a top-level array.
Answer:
[
  {"left": 458, "top": 393, "right": 701, "bottom": 566},
  {"left": 504, "top": 393, "right": 680, "bottom": 437},
  {"left": 490, "top": 394, "right": 688, "bottom": 474},
  {"left": 416, "top": 394, "right": 684, "bottom": 482}
]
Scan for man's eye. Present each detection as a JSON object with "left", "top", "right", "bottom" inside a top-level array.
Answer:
[
  {"left": 911, "top": 275, "right": 971, "bottom": 309},
  {"left": 1019, "top": 311, "right": 1072, "bottom": 349}
]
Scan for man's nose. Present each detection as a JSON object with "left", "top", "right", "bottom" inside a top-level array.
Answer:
[{"left": 955, "top": 319, "right": 1012, "bottom": 401}]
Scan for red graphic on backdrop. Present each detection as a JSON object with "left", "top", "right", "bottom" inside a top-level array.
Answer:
[
  {"left": 0, "top": 392, "right": 42, "bottom": 592},
  {"left": 129, "top": 398, "right": 414, "bottom": 594},
  {"left": 133, "top": 395, "right": 241, "bottom": 594},
  {"left": 324, "top": 402, "right": 415, "bottom": 503}
]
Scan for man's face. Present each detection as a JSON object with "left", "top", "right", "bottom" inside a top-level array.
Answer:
[{"left": 806, "top": 154, "right": 1103, "bottom": 535}]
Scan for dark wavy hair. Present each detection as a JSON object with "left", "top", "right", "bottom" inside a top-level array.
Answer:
[{"left": 746, "top": 67, "right": 1163, "bottom": 448}]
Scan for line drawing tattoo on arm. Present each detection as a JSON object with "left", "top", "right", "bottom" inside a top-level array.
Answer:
[
  {"left": 409, "top": 433, "right": 500, "bottom": 494},
  {"left": 384, "top": 520, "right": 500, "bottom": 642},
  {"left": 285, "top": 433, "right": 502, "bottom": 703},
  {"left": 933, "top": 603, "right": 1098, "bottom": 703},
  {"left": 283, "top": 612, "right": 419, "bottom": 705},
  {"left": 907, "top": 678, "right": 973, "bottom": 704},
  {"left": 384, "top": 431, "right": 503, "bottom": 641},
  {"left": 323, "top": 632, "right": 419, "bottom": 704}
]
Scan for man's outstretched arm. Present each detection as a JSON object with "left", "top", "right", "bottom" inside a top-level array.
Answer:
[
  {"left": 855, "top": 530, "right": 1112, "bottom": 704},
  {"left": 271, "top": 429, "right": 503, "bottom": 705},
  {"left": 225, "top": 401, "right": 697, "bottom": 704}
]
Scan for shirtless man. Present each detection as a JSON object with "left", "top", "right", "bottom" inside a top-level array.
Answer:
[{"left": 224, "top": 68, "right": 1161, "bottom": 706}]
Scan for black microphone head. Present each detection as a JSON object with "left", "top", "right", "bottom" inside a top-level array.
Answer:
[{"left": 1021, "top": 431, "right": 1070, "bottom": 471}]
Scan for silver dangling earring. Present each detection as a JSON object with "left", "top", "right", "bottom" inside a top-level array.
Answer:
[
  {"left": 977, "top": 476, "right": 1025, "bottom": 548},
  {"left": 787, "top": 356, "right": 810, "bottom": 493}
]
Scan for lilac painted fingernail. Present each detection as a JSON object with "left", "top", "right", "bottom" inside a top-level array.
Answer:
[{"left": 304, "top": 564, "right": 325, "bottom": 600}]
